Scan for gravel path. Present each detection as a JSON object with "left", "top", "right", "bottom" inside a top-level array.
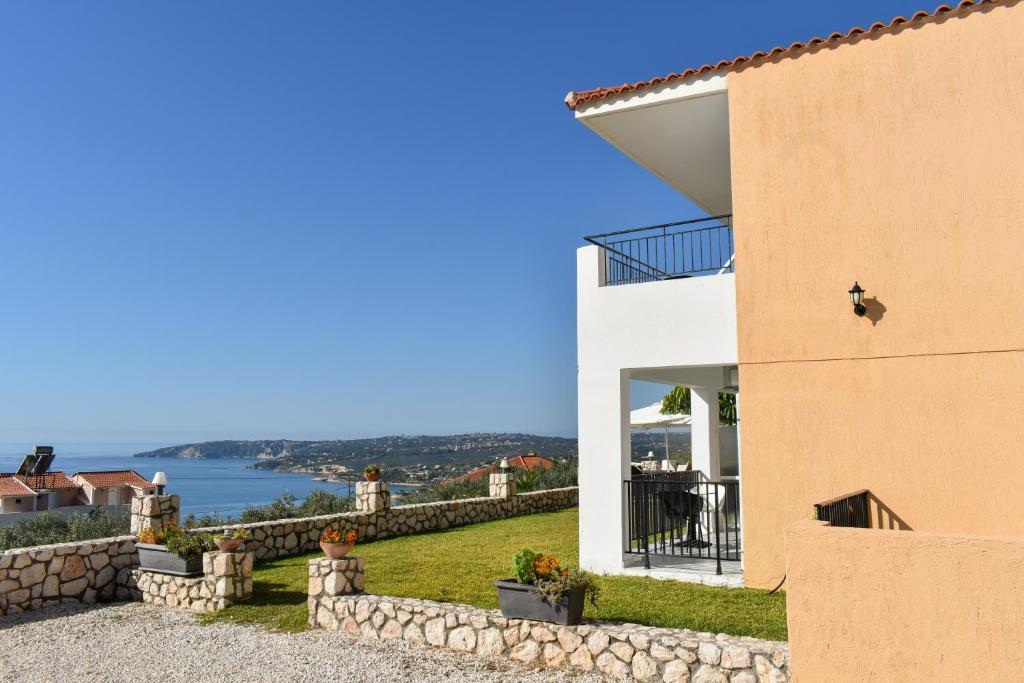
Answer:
[{"left": 0, "top": 603, "right": 612, "bottom": 683}]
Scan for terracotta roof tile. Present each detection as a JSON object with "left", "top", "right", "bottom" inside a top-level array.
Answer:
[
  {"left": 462, "top": 453, "right": 556, "bottom": 481},
  {"left": 73, "top": 470, "right": 154, "bottom": 489},
  {"left": 565, "top": 1, "right": 1001, "bottom": 109},
  {"left": 18, "top": 471, "right": 78, "bottom": 490},
  {"left": 0, "top": 475, "right": 36, "bottom": 496}
]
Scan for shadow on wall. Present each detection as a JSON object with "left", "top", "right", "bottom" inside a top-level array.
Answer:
[
  {"left": 864, "top": 297, "right": 887, "bottom": 326},
  {"left": 869, "top": 492, "right": 912, "bottom": 530}
]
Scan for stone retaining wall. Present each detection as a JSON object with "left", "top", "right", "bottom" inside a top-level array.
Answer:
[
  {"left": 309, "top": 593, "right": 790, "bottom": 683},
  {"left": 192, "top": 486, "right": 578, "bottom": 561},
  {"left": 1, "top": 486, "right": 577, "bottom": 616},
  {"left": 131, "top": 550, "right": 254, "bottom": 612},
  {"left": 0, "top": 536, "right": 138, "bottom": 615}
]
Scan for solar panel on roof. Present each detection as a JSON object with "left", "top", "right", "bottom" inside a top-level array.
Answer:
[
  {"left": 16, "top": 454, "right": 37, "bottom": 477},
  {"left": 31, "top": 451, "right": 55, "bottom": 475}
]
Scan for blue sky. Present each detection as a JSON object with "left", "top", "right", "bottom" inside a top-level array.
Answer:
[{"left": 0, "top": 1, "right": 925, "bottom": 443}]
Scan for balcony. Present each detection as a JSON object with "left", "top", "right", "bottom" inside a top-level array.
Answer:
[{"left": 584, "top": 215, "right": 733, "bottom": 286}]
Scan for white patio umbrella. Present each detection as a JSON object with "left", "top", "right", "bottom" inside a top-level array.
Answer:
[{"left": 630, "top": 401, "right": 691, "bottom": 462}]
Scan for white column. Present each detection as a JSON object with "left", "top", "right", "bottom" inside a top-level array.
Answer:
[
  {"left": 577, "top": 367, "right": 631, "bottom": 574},
  {"left": 691, "top": 386, "right": 722, "bottom": 481}
]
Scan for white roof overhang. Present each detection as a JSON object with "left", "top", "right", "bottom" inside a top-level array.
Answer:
[{"left": 573, "top": 73, "right": 731, "bottom": 215}]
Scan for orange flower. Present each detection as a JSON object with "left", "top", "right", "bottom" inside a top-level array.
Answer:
[
  {"left": 321, "top": 525, "right": 357, "bottom": 545},
  {"left": 532, "top": 553, "right": 563, "bottom": 581}
]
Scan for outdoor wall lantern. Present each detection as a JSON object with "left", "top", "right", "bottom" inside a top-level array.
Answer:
[
  {"left": 498, "top": 459, "right": 510, "bottom": 473},
  {"left": 848, "top": 281, "right": 867, "bottom": 317},
  {"left": 153, "top": 471, "right": 167, "bottom": 495}
]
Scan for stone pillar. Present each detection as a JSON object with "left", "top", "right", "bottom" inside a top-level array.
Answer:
[
  {"left": 130, "top": 494, "right": 180, "bottom": 534},
  {"left": 308, "top": 556, "right": 366, "bottom": 629},
  {"left": 313, "top": 557, "right": 365, "bottom": 595},
  {"left": 203, "top": 550, "right": 254, "bottom": 605},
  {"left": 355, "top": 481, "right": 390, "bottom": 513},
  {"left": 691, "top": 386, "right": 722, "bottom": 481},
  {"left": 489, "top": 472, "right": 516, "bottom": 498}
]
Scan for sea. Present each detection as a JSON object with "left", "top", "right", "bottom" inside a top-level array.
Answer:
[{"left": 0, "top": 442, "right": 410, "bottom": 518}]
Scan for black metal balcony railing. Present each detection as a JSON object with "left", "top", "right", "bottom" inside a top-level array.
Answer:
[
  {"left": 814, "top": 490, "right": 870, "bottom": 528},
  {"left": 584, "top": 214, "right": 734, "bottom": 286},
  {"left": 624, "top": 472, "right": 741, "bottom": 575}
]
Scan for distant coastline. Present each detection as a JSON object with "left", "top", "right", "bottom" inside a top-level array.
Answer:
[{"left": 133, "top": 433, "right": 581, "bottom": 486}]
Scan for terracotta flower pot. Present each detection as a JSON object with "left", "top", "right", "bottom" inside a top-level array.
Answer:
[
  {"left": 214, "top": 538, "right": 242, "bottom": 553},
  {"left": 320, "top": 541, "right": 354, "bottom": 560},
  {"left": 364, "top": 472, "right": 380, "bottom": 482}
]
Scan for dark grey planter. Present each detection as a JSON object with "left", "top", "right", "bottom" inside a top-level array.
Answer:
[
  {"left": 494, "top": 579, "right": 585, "bottom": 625},
  {"left": 136, "top": 543, "right": 203, "bottom": 577}
]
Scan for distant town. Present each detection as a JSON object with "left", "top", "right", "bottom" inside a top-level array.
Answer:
[{"left": 132, "top": 432, "right": 687, "bottom": 485}]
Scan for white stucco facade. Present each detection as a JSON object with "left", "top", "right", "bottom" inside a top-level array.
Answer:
[{"left": 577, "top": 245, "right": 738, "bottom": 576}]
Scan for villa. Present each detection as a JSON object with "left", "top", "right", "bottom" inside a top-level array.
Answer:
[
  {"left": 0, "top": 448, "right": 155, "bottom": 517},
  {"left": 570, "top": 0, "right": 1024, "bottom": 600},
  {"left": 71, "top": 470, "right": 157, "bottom": 506}
]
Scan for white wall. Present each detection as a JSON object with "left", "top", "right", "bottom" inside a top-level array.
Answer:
[{"left": 577, "top": 245, "right": 738, "bottom": 574}]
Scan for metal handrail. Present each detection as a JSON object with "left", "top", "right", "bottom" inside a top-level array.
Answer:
[
  {"left": 584, "top": 214, "right": 734, "bottom": 241},
  {"left": 814, "top": 490, "right": 870, "bottom": 528},
  {"left": 624, "top": 476, "right": 741, "bottom": 574},
  {"left": 584, "top": 214, "right": 734, "bottom": 285}
]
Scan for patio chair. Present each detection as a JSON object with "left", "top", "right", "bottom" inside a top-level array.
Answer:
[
  {"left": 694, "top": 483, "right": 733, "bottom": 549},
  {"left": 658, "top": 488, "right": 710, "bottom": 549}
]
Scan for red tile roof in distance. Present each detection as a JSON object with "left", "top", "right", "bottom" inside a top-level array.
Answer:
[
  {"left": 508, "top": 454, "right": 555, "bottom": 472},
  {"left": 463, "top": 453, "right": 556, "bottom": 481},
  {"left": 0, "top": 475, "right": 36, "bottom": 496},
  {"left": 18, "top": 472, "right": 78, "bottom": 490},
  {"left": 74, "top": 470, "right": 154, "bottom": 489},
  {"left": 564, "top": 1, "right": 1001, "bottom": 110}
]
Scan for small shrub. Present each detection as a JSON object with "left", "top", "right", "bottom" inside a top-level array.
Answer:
[
  {"left": 399, "top": 478, "right": 489, "bottom": 505},
  {"left": 510, "top": 547, "right": 599, "bottom": 606},
  {"left": 67, "top": 507, "right": 130, "bottom": 542},
  {"left": 183, "top": 512, "right": 227, "bottom": 528},
  {"left": 296, "top": 489, "right": 353, "bottom": 517},
  {"left": 161, "top": 523, "right": 214, "bottom": 561},
  {"left": 512, "top": 548, "right": 540, "bottom": 583},
  {"left": 0, "top": 508, "right": 130, "bottom": 551},
  {"left": 401, "top": 459, "right": 578, "bottom": 505}
]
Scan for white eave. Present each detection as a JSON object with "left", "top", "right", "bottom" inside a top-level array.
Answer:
[{"left": 571, "top": 72, "right": 732, "bottom": 216}]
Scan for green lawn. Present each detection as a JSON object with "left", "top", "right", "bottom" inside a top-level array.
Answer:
[{"left": 200, "top": 508, "right": 787, "bottom": 640}]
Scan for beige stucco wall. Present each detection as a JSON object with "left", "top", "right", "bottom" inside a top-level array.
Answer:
[
  {"left": 728, "top": 2, "right": 1024, "bottom": 587},
  {"left": 785, "top": 520, "right": 1024, "bottom": 681},
  {"left": 0, "top": 495, "right": 35, "bottom": 513}
]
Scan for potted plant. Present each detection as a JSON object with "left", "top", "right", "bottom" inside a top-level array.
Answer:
[
  {"left": 320, "top": 524, "right": 357, "bottom": 560},
  {"left": 363, "top": 464, "right": 381, "bottom": 482},
  {"left": 494, "top": 549, "right": 599, "bottom": 625},
  {"left": 136, "top": 522, "right": 215, "bottom": 576},
  {"left": 213, "top": 527, "right": 250, "bottom": 553}
]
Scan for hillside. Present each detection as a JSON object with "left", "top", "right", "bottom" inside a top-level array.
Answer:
[
  {"left": 132, "top": 440, "right": 300, "bottom": 460},
  {"left": 134, "top": 433, "right": 580, "bottom": 484},
  {"left": 133, "top": 431, "right": 686, "bottom": 484}
]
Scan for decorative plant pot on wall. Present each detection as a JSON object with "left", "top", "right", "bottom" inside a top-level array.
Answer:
[
  {"left": 364, "top": 472, "right": 380, "bottom": 482},
  {"left": 320, "top": 542, "right": 354, "bottom": 560},
  {"left": 137, "top": 543, "right": 203, "bottom": 577},
  {"left": 213, "top": 538, "right": 242, "bottom": 553},
  {"left": 494, "top": 580, "right": 585, "bottom": 625}
]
